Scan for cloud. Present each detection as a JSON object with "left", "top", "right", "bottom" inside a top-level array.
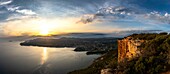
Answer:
[
  {"left": 0, "top": 10, "right": 6, "bottom": 14},
  {"left": 7, "top": 6, "right": 36, "bottom": 15},
  {"left": 6, "top": 6, "right": 36, "bottom": 15},
  {"left": 74, "top": 0, "right": 170, "bottom": 25},
  {"left": 1, "top": 16, "right": 89, "bottom": 36},
  {"left": 1, "top": 0, "right": 170, "bottom": 36},
  {"left": 96, "top": 6, "right": 133, "bottom": 15},
  {"left": 15, "top": 9, "right": 36, "bottom": 15},
  {"left": 144, "top": 11, "right": 170, "bottom": 24},
  {"left": 78, "top": 5, "right": 170, "bottom": 25},
  {"left": 6, "top": 15, "right": 37, "bottom": 21},
  {"left": 6, "top": 6, "right": 19, "bottom": 11},
  {"left": 78, "top": 6, "right": 135, "bottom": 24},
  {"left": 78, "top": 14, "right": 97, "bottom": 24},
  {"left": 0, "top": 0, "right": 12, "bottom": 6}
]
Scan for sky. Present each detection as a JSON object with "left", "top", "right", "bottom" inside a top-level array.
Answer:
[{"left": 0, "top": 0, "right": 170, "bottom": 37}]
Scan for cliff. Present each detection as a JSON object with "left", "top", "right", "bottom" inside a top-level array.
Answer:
[
  {"left": 118, "top": 37, "right": 145, "bottom": 63},
  {"left": 70, "top": 33, "right": 170, "bottom": 74},
  {"left": 118, "top": 33, "right": 170, "bottom": 74}
]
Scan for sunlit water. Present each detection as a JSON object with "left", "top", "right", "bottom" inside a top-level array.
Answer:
[{"left": 0, "top": 40, "right": 100, "bottom": 74}]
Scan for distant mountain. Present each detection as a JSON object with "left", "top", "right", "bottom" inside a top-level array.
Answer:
[
  {"left": 0, "top": 30, "right": 163, "bottom": 41},
  {"left": 52, "top": 30, "right": 162, "bottom": 38},
  {"left": 109, "top": 30, "right": 162, "bottom": 37},
  {"left": 52, "top": 33, "right": 109, "bottom": 38}
]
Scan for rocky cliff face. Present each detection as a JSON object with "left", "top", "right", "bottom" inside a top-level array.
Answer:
[{"left": 118, "top": 37, "right": 145, "bottom": 63}]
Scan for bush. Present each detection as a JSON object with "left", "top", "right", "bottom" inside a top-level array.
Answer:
[
  {"left": 120, "top": 33, "right": 170, "bottom": 74},
  {"left": 159, "top": 32, "right": 168, "bottom": 35}
]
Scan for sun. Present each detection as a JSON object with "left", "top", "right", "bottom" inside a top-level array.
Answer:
[
  {"left": 40, "top": 29, "right": 49, "bottom": 35},
  {"left": 39, "top": 25, "right": 49, "bottom": 36}
]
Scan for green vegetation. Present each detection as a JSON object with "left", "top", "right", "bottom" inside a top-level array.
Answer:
[
  {"left": 119, "top": 33, "right": 170, "bottom": 74},
  {"left": 20, "top": 37, "right": 119, "bottom": 53},
  {"left": 68, "top": 49, "right": 118, "bottom": 74},
  {"left": 69, "top": 33, "right": 170, "bottom": 74}
]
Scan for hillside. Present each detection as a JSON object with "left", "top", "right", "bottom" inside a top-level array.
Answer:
[
  {"left": 68, "top": 50, "right": 118, "bottom": 74},
  {"left": 118, "top": 33, "right": 170, "bottom": 74},
  {"left": 69, "top": 33, "right": 170, "bottom": 74},
  {"left": 20, "top": 37, "right": 119, "bottom": 55}
]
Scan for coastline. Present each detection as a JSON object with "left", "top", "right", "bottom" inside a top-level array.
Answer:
[{"left": 20, "top": 37, "right": 119, "bottom": 55}]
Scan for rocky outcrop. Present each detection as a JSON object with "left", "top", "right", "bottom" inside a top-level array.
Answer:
[
  {"left": 118, "top": 37, "right": 145, "bottom": 63},
  {"left": 101, "top": 68, "right": 113, "bottom": 74}
]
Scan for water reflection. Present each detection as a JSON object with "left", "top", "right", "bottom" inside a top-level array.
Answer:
[
  {"left": 41, "top": 48, "right": 48, "bottom": 65},
  {"left": 0, "top": 41, "right": 100, "bottom": 74}
]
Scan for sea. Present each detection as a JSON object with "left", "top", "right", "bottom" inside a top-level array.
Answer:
[{"left": 0, "top": 39, "right": 100, "bottom": 74}]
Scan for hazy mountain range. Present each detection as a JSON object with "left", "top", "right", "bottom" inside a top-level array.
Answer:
[{"left": 0, "top": 30, "right": 163, "bottom": 41}]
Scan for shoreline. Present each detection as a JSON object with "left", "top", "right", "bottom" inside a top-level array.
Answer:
[{"left": 20, "top": 37, "right": 118, "bottom": 55}]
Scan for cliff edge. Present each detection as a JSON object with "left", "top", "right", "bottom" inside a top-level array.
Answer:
[
  {"left": 118, "top": 33, "right": 170, "bottom": 74},
  {"left": 118, "top": 37, "right": 145, "bottom": 63},
  {"left": 69, "top": 33, "right": 170, "bottom": 74}
]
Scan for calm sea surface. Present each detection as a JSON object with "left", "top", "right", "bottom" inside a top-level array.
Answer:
[{"left": 0, "top": 39, "right": 100, "bottom": 74}]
